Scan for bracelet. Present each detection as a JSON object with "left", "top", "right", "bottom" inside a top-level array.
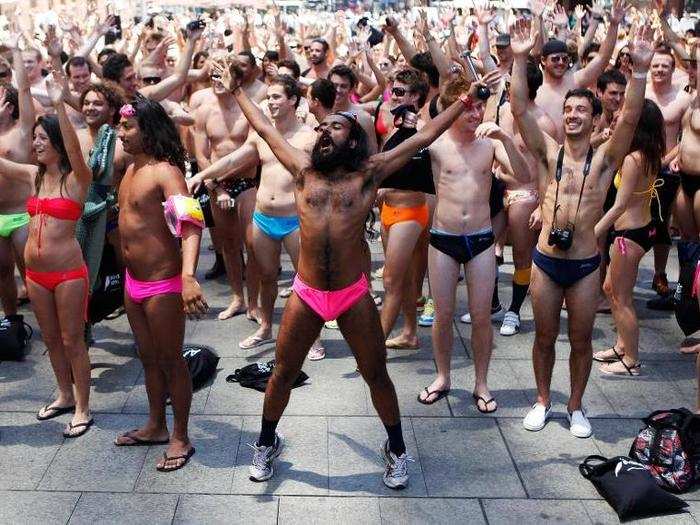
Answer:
[
  {"left": 459, "top": 93, "right": 474, "bottom": 109},
  {"left": 632, "top": 71, "right": 648, "bottom": 79}
]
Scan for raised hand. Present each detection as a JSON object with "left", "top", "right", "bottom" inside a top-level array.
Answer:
[
  {"left": 45, "top": 76, "right": 65, "bottom": 106},
  {"left": 588, "top": 0, "right": 605, "bottom": 20},
  {"left": 628, "top": 23, "right": 655, "bottom": 70},
  {"left": 416, "top": 10, "right": 429, "bottom": 36},
  {"left": 5, "top": 23, "right": 22, "bottom": 50},
  {"left": 44, "top": 24, "right": 63, "bottom": 58},
  {"left": 530, "top": 0, "right": 546, "bottom": 19},
  {"left": 95, "top": 14, "right": 116, "bottom": 36},
  {"left": 553, "top": 4, "right": 569, "bottom": 27},
  {"left": 478, "top": 69, "right": 503, "bottom": 93},
  {"left": 475, "top": 122, "right": 508, "bottom": 141},
  {"left": 474, "top": 1, "right": 495, "bottom": 26},
  {"left": 610, "top": 0, "right": 630, "bottom": 24},
  {"left": 382, "top": 16, "right": 399, "bottom": 35},
  {"left": 509, "top": 18, "right": 537, "bottom": 57}
]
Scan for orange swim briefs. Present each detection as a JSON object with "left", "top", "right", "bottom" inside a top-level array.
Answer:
[{"left": 380, "top": 202, "right": 429, "bottom": 230}]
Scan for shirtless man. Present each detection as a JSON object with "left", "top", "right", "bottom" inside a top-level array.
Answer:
[
  {"left": 114, "top": 97, "right": 207, "bottom": 472},
  {"left": 510, "top": 19, "right": 654, "bottom": 438},
  {"left": 302, "top": 39, "right": 332, "bottom": 80},
  {"left": 534, "top": 0, "right": 625, "bottom": 143},
  {"left": 212, "top": 59, "right": 481, "bottom": 489},
  {"left": 192, "top": 68, "right": 257, "bottom": 321},
  {"left": 678, "top": 48, "right": 700, "bottom": 239},
  {"left": 236, "top": 51, "right": 269, "bottom": 102},
  {"left": 646, "top": 46, "right": 694, "bottom": 298},
  {"left": 189, "top": 74, "right": 324, "bottom": 357},
  {"left": 329, "top": 64, "right": 378, "bottom": 154},
  {"left": 0, "top": 33, "right": 35, "bottom": 326},
  {"left": 496, "top": 63, "right": 558, "bottom": 336},
  {"left": 417, "top": 74, "right": 530, "bottom": 410}
]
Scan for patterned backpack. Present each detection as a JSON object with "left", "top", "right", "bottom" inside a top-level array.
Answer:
[{"left": 629, "top": 408, "right": 700, "bottom": 493}]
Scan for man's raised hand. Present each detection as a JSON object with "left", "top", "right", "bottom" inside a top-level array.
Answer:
[{"left": 509, "top": 18, "right": 537, "bottom": 57}]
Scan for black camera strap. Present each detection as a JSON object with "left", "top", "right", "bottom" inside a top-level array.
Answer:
[{"left": 552, "top": 145, "right": 594, "bottom": 229}]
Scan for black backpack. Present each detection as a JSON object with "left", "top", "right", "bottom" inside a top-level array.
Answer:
[
  {"left": 88, "top": 243, "right": 124, "bottom": 325},
  {"left": 0, "top": 315, "right": 32, "bottom": 361},
  {"left": 182, "top": 344, "right": 220, "bottom": 391},
  {"left": 674, "top": 241, "right": 700, "bottom": 336},
  {"left": 226, "top": 360, "right": 308, "bottom": 392}
]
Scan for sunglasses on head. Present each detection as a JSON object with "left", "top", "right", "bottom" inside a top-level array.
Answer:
[
  {"left": 391, "top": 86, "right": 408, "bottom": 97},
  {"left": 142, "top": 76, "right": 162, "bottom": 85}
]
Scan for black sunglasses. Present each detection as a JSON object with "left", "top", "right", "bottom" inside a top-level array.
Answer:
[
  {"left": 618, "top": 52, "right": 631, "bottom": 58},
  {"left": 142, "top": 76, "right": 162, "bottom": 85},
  {"left": 391, "top": 86, "right": 407, "bottom": 97},
  {"left": 549, "top": 55, "right": 570, "bottom": 64}
]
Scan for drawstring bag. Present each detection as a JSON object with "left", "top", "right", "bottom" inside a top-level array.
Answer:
[
  {"left": 0, "top": 315, "right": 32, "bottom": 361},
  {"left": 226, "top": 360, "right": 308, "bottom": 392},
  {"left": 183, "top": 344, "right": 219, "bottom": 391},
  {"left": 579, "top": 455, "right": 687, "bottom": 520}
]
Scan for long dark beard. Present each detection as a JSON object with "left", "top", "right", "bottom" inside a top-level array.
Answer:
[{"left": 310, "top": 137, "right": 361, "bottom": 175}]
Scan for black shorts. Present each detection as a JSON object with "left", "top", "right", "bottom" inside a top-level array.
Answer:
[{"left": 490, "top": 176, "right": 506, "bottom": 219}]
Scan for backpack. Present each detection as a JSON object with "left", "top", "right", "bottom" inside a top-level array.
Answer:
[
  {"left": 629, "top": 408, "right": 700, "bottom": 493},
  {"left": 88, "top": 243, "right": 124, "bottom": 325},
  {"left": 674, "top": 241, "right": 700, "bottom": 336},
  {"left": 226, "top": 360, "right": 308, "bottom": 392},
  {"left": 0, "top": 315, "right": 32, "bottom": 361},
  {"left": 182, "top": 344, "right": 220, "bottom": 391}
]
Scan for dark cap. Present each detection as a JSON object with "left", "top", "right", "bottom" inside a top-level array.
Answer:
[
  {"left": 495, "top": 34, "right": 511, "bottom": 48},
  {"left": 542, "top": 39, "right": 568, "bottom": 57}
]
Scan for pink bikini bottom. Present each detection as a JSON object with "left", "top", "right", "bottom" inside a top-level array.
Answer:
[
  {"left": 292, "top": 273, "right": 369, "bottom": 321},
  {"left": 125, "top": 269, "right": 182, "bottom": 305}
]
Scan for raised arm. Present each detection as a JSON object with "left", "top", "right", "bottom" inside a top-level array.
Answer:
[
  {"left": 658, "top": 10, "right": 690, "bottom": 61},
  {"left": 477, "top": 122, "right": 531, "bottom": 184},
  {"left": 573, "top": 0, "right": 626, "bottom": 88},
  {"left": 602, "top": 24, "right": 654, "bottom": 172},
  {"left": 474, "top": 3, "right": 498, "bottom": 73},
  {"left": 7, "top": 30, "right": 35, "bottom": 144},
  {"left": 576, "top": 3, "right": 601, "bottom": 61},
  {"left": 140, "top": 28, "right": 203, "bottom": 102},
  {"left": 372, "top": 72, "right": 500, "bottom": 183},
  {"left": 382, "top": 16, "right": 418, "bottom": 64},
  {"left": 416, "top": 11, "right": 452, "bottom": 82},
  {"left": 216, "top": 59, "right": 308, "bottom": 177},
  {"left": 45, "top": 79, "right": 92, "bottom": 189},
  {"left": 77, "top": 15, "right": 114, "bottom": 58},
  {"left": 509, "top": 19, "right": 553, "bottom": 168}
]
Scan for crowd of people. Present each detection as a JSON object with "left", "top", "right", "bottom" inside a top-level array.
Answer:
[{"left": 0, "top": 0, "right": 698, "bottom": 489}]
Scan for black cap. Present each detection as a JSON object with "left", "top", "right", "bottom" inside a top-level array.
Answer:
[
  {"left": 542, "top": 39, "right": 568, "bottom": 57},
  {"left": 495, "top": 34, "right": 511, "bottom": 48}
]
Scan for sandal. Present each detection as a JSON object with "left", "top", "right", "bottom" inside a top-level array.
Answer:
[
  {"left": 156, "top": 447, "right": 196, "bottom": 472},
  {"left": 417, "top": 387, "right": 450, "bottom": 405},
  {"left": 63, "top": 418, "right": 94, "bottom": 438},
  {"left": 36, "top": 403, "right": 75, "bottom": 421},
  {"left": 473, "top": 393, "right": 498, "bottom": 414},
  {"left": 307, "top": 345, "right": 326, "bottom": 361},
  {"left": 600, "top": 359, "right": 641, "bottom": 376},
  {"left": 592, "top": 347, "right": 624, "bottom": 363},
  {"left": 239, "top": 335, "right": 275, "bottom": 349},
  {"left": 115, "top": 429, "right": 170, "bottom": 447}
]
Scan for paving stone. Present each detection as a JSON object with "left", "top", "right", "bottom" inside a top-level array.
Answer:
[
  {"left": 0, "top": 490, "right": 79, "bottom": 524},
  {"left": 69, "top": 493, "right": 178, "bottom": 525},
  {"left": 379, "top": 497, "right": 485, "bottom": 524},
  {"left": 411, "top": 417, "right": 524, "bottom": 498},
  {"left": 382, "top": 359, "right": 450, "bottom": 417},
  {"left": 582, "top": 499, "right": 693, "bottom": 524},
  {"left": 230, "top": 415, "right": 329, "bottom": 496},
  {"left": 38, "top": 414, "right": 149, "bottom": 492},
  {"left": 482, "top": 498, "right": 590, "bottom": 525},
  {"left": 328, "top": 416, "right": 427, "bottom": 497},
  {"left": 134, "top": 415, "right": 242, "bottom": 494},
  {"left": 173, "top": 494, "right": 278, "bottom": 524},
  {"left": 498, "top": 418, "right": 601, "bottom": 499},
  {"left": 0, "top": 352, "right": 58, "bottom": 411},
  {"left": 122, "top": 368, "right": 210, "bottom": 415},
  {"left": 0, "top": 412, "right": 66, "bottom": 490},
  {"left": 279, "top": 496, "right": 380, "bottom": 524}
]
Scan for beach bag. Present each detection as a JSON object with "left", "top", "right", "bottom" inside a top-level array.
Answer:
[
  {"left": 226, "top": 360, "right": 308, "bottom": 392},
  {"left": 0, "top": 315, "right": 32, "bottom": 361},
  {"left": 182, "top": 344, "right": 219, "bottom": 391}
]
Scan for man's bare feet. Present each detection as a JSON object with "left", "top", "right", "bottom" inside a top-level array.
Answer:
[
  {"left": 680, "top": 337, "right": 700, "bottom": 354},
  {"left": 218, "top": 299, "right": 246, "bottom": 320},
  {"left": 156, "top": 438, "right": 195, "bottom": 472},
  {"left": 115, "top": 427, "right": 170, "bottom": 446},
  {"left": 473, "top": 388, "right": 498, "bottom": 413},
  {"left": 386, "top": 334, "right": 420, "bottom": 350}
]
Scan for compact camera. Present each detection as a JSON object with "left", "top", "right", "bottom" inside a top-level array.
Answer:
[
  {"left": 187, "top": 19, "right": 206, "bottom": 32},
  {"left": 548, "top": 224, "right": 574, "bottom": 251}
]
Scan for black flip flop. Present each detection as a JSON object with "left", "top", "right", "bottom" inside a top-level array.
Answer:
[
  {"left": 114, "top": 429, "right": 170, "bottom": 447},
  {"left": 473, "top": 394, "right": 498, "bottom": 414},
  {"left": 63, "top": 418, "right": 94, "bottom": 438},
  {"left": 593, "top": 347, "right": 624, "bottom": 363},
  {"left": 417, "top": 387, "right": 450, "bottom": 405},
  {"left": 36, "top": 404, "right": 75, "bottom": 421},
  {"left": 156, "top": 447, "right": 196, "bottom": 472}
]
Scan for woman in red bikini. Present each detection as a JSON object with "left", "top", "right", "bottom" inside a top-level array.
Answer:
[{"left": 0, "top": 79, "right": 93, "bottom": 437}]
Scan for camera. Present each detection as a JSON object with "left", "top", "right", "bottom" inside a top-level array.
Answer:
[
  {"left": 187, "top": 19, "right": 206, "bottom": 32},
  {"left": 548, "top": 224, "right": 574, "bottom": 251}
]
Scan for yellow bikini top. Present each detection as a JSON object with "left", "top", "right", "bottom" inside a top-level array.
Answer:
[{"left": 613, "top": 169, "right": 664, "bottom": 214}]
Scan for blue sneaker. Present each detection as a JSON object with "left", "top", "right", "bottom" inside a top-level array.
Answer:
[{"left": 418, "top": 298, "right": 434, "bottom": 327}]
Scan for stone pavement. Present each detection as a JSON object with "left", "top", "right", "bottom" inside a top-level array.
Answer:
[{"left": 2, "top": 236, "right": 700, "bottom": 525}]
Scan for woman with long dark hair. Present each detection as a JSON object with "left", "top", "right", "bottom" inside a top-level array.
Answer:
[
  {"left": 0, "top": 79, "right": 93, "bottom": 435},
  {"left": 614, "top": 45, "right": 633, "bottom": 82},
  {"left": 593, "top": 99, "right": 666, "bottom": 376}
]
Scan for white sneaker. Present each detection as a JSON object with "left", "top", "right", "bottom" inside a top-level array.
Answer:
[
  {"left": 279, "top": 287, "right": 292, "bottom": 298},
  {"left": 567, "top": 409, "right": 592, "bottom": 438},
  {"left": 248, "top": 434, "right": 283, "bottom": 482},
  {"left": 460, "top": 305, "right": 503, "bottom": 324},
  {"left": 381, "top": 440, "right": 413, "bottom": 490},
  {"left": 499, "top": 311, "right": 520, "bottom": 336},
  {"left": 523, "top": 403, "right": 551, "bottom": 431}
]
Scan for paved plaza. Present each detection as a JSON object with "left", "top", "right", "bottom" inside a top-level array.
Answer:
[{"left": 2, "top": 237, "right": 700, "bottom": 524}]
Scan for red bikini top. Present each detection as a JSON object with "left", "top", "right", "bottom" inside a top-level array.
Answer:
[
  {"left": 27, "top": 196, "right": 82, "bottom": 221},
  {"left": 26, "top": 196, "right": 82, "bottom": 255},
  {"left": 375, "top": 113, "right": 389, "bottom": 138}
]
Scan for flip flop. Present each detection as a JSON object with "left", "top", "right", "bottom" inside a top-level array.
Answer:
[
  {"left": 36, "top": 403, "right": 75, "bottom": 421},
  {"left": 114, "top": 429, "right": 170, "bottom": 447},
  {"left": 307, "top": 346, "right": 326, "bottom": 361},
  {"left": 417, "top": 387, "right": 450, "bottom": 405},
  {"left": 473, "top": 394, "right": 498, "bottom": 414},
  {"left": 63, "top": 418, "right": 94, "bottom": 438},
  {"left": 600, "top": 360, "right": 641, "bottom": 377},
  {"left": 156, "top": 447, "right": 196, "bottom": 472},
  {"left": 386, "top": 338, "right": 420, "bottom": 350},
  {"left": 592, "top": 347, "right": 624, "bottom": 363},
  {"left": 239, "top": 335, "right": 275, "bottom": 349}
]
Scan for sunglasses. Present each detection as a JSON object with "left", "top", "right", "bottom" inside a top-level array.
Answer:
[
  {"left": 0, "top": 70, "right": 9, "bottom": 78},
  {"left": 142, "top": 76, "right": 162, "bottom": 85},
  {"left": 548, "top": 55, "right": 570, "bottom": 64},
  {"left": 619, "top": 52, "right": 631, "bottom": 58},
  {"left": 391, "top": 86, "right": 408, "bottom": 97}
]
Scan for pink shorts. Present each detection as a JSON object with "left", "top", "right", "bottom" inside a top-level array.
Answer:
[
  {"left": 292, "top": 273, "right": 369, "bottom": 321},
  {"left": 125, "top": 269, "right": 182, "bottom": 305}
]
